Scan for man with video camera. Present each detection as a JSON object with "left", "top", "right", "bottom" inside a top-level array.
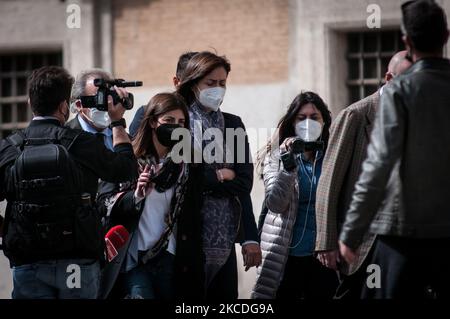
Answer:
[
  {"left": 68, "top": 69, "right": 141, "bottom": 150},
  {"left": 0, "top": 66, "right": 137, "bottom": 299}
]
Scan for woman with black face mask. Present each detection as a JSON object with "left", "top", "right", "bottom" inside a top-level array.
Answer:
[{"left": 97, "top": 92, "right": 205, "bottom": 300}]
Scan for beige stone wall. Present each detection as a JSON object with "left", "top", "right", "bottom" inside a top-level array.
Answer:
[
  {"left": 113, "top": 0, "right": 289, "bottom": 85},
  {"left": 0, "top": 0, "right": 112, "bottom": 79},
  {"left": 291, "top": 0, "right": 450, "bottom": 116}
]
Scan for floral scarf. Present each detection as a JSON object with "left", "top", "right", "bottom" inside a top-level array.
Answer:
[{"left": 189, "top": 101, "right": 240, "bottom": 290}]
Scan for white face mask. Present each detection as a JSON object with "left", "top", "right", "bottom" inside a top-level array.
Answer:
[
  {"left": 295, "top": 119, "right": 323, "bottom": 142},
  {"left": 88, "top": 108, "right": 111, "bottom": 129},
  {"left": 198, "top": 87, "right": 226, "bottom": 112}
]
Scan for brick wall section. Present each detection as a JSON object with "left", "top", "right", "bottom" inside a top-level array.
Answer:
[{"left": 113, "top": 0, "right": 289, "bottom": 86}]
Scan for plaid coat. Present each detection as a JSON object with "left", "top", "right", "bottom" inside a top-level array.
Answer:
[{"left": 315, "top": 92, "right": 379, "bottom": 275}]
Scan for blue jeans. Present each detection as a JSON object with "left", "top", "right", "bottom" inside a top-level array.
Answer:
[
  {"left": 12, "top": 259, "right": 100, "bottom": 299},
  {"left": 123, "top": 250, "right": 175, "bottom": 299}
]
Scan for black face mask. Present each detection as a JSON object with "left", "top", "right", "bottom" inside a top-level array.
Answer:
[{"left": 155, "top": 123, "right": 183, "bottom": 148}]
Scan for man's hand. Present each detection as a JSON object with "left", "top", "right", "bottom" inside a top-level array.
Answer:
[
  {"left": 110, "top": 86, "right": 132, "bottom": 146},
  {"left": 339, "top": 241, "right": 357, "bottom": 265},
  {"left": 317, "top": 249, "right": 340, "bottom": 270},
  {"left": 242, "top": 243, "right": 262, "bottom": 271},
  {"left": 108, "top": 85, "right": 129, "bottom": 122}
]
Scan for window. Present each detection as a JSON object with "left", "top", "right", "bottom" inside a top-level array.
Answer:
[
  {"left": 0, "top": 52, "right": 62, "bottom": 138},
  {"left": 347, "top": 30, "right": 403, "bottom": 104}
]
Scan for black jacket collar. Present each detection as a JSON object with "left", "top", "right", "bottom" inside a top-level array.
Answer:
[
  {"left": 410, "top": 57, "right": 450, "bottom": 73},
  {"left": 28, "top": 118, "right": 62, "bottom": 128}
]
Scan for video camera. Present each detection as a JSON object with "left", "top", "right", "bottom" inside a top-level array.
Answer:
[
  {"left": 280, "top": 138, "right": 324, "bottom": 172},
  {"left": 80, "top": 78, "right": 143, "bottom": 111},
  {"left": 291, "top": 138, "right": 324, "bottom": 154}
]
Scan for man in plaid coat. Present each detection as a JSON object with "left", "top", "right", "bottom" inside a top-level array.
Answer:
[{"left": 315, "top": 50, "right": 411, "bottom": 298}]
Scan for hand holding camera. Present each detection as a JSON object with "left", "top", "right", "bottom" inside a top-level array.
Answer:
[
  {"left": 79, "top": 78, "right": 143, "bottom": 119},
  {"left": 280, "top": 137, "right": 296, "bottom": 153},
  {"left": 280, "top": 137, "right": 298, "bottom": 172},
  {"left": 280, "top": 137, "right": 324, "bottom": 172},
  {"left": 108, "top": 86, "right": 129, "bottom": 121}
]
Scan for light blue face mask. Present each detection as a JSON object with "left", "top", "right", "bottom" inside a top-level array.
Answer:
[
  {"left": 88, "top": 108, "right": 111, "bottom": 129},
  {"left": 198, "top": 87, "right": 226, "bottom": 112}
]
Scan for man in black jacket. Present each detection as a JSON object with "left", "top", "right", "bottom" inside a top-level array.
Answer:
[
  {"left": 0, "top": 66, "right": 137, "bottom": 299},
  {"left": 339, "top": 0, "right": 450, "bottom": 298}
]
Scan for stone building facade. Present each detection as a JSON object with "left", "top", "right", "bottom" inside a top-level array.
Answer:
[{"left": 0, "top": 0, "right": 449, "bottom": 298}]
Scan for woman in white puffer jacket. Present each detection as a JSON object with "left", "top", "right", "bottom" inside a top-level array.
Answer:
[{"left": 252, "top": 91, "right": 337, "bottom": 299}]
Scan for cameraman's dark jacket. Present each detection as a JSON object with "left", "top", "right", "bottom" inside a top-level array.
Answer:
[
  {"left": 0, "top": 118, "right": 137, "bottom": 266},
  {"left": 340, "top": 58, "right": 450, "bottom": 249}
]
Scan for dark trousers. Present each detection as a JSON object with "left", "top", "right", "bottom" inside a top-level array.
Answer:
[
  {"left": 276, "top": 255, "right": 339, "bottom": 299},
  {"left": 362, "top": 235, "right": 450, "bottom": 299},
  {"left": 206, "top": 248, "right": 238, "bottom": 300},
  {"left": 122, "top": 250, "right": 175, "bottom": 299},
  {"left": 107, "top": 250, "right": 174, "bottom": 300},
  {"left": 334, "top": 246, "right": 374, "bottom": 299}
]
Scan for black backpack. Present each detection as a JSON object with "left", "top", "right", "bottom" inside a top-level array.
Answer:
[{"left": 3, "top": 129, "right": 103, "bottom": 264}]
